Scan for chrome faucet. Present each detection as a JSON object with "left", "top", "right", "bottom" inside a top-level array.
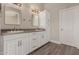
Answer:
[{"left": 13, "top": 25, "right": 16, "bottom": 31}]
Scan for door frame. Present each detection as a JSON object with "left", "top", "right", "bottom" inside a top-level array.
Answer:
[{"left": 59, "top": 7, "right": 79, "bottom": 48}]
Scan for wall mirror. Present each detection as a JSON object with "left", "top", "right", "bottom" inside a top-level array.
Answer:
[{"left": 4, "top": 4, "right": 21, "bottom": 25}]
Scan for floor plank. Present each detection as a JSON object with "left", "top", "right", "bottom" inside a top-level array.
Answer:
[{"left": 30, "top": 42, "right": 79, "bottom": 55}]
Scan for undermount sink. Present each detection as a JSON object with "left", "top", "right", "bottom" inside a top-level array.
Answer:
[{"left": 6, "top": 31, "right": 24, "bottom": 33}]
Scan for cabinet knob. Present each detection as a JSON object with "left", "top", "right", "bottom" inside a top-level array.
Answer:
[
  {"left": 61, "top": 28, "right": 63, "bottom": 31},
  {"left": 23, "top": 19, "right": 26, "bottom": 21},
  {"left": 33, "top": 38, "right": 36, "bottom": 40},
  {"left": 42, "top": 35, "right": 44, "bottom": 38},
  {"left": 32, "top": 46, "right": 37, "bottom": 48}
]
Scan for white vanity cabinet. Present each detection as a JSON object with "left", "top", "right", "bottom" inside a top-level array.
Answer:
[{"left": 1, "top": 31, "right": 49, "bottom": 55}]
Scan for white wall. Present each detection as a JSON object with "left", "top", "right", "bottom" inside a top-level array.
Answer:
[
  {"left": 28, "top": 3, "right": 44, "bottom": 11},
  {"left": 44, "top": 3, "right": 79, "bottom": 43}
]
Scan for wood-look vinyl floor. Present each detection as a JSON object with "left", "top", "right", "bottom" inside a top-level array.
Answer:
[{"left": 30, "top": 42, "right": 79, "bottom": 55}]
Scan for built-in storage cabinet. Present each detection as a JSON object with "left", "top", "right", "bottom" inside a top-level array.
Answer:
[{"left": 2, "top": 32, "right": 49, "bottom": 55}]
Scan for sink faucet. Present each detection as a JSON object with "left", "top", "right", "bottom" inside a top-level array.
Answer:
[{"left": 13, "top": 25, "right": 16, "bottom": 31}]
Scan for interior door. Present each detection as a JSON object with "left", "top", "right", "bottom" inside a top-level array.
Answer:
[{"left": 59, "top": 8, "right": 74, "bottom": 46}]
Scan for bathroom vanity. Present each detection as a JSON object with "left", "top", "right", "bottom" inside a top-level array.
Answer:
[{"left": 0, "top": 30, "right": 49, "bottom": 55}]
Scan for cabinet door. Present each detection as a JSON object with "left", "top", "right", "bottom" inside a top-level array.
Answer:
[
  {"left": 27, "top": 33, "right": 33, "bottom": 53},
  {"left": 17, "top": 39, "right": 23, "bottom": 55},
  {"left": 22, "top": 34, "right": 30, "bottom": 54},
  {"left": 5, "top": 39, "right": 17, "bottom": 55},
  {"left": 43, "top": 31, "right": 49, "bottom": 43},
  {"left": 41, "top": 33, "right": 46, "bottom": 44},
  {"left": 38, "top": 32, "right": 45, "bottom": 46},
  {"left": 35, "top": 32, "right": 41, "bottom": 47},
  {"left": 22, "top": 37, "right": 27, "bottom": 54},
  {"left": 39, "top": 32, "right": 48, "bottom": 46}
]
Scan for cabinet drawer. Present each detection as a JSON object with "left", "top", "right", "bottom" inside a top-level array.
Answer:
[
  {"left": 32, "top": 38, "right": 38, "bottom": 45},
  {"left": 31, "top": 38, "right": 39, "bottom": 51},
  {"left": 3, "top": 33, "right": 26, "bottom": 40}
]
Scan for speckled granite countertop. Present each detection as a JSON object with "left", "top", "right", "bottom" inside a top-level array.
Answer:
[{"left": 1, "top": 28, "right": 45, "bottom": 35}]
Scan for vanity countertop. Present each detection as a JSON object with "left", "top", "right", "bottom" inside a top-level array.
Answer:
[{"left": 1, "top": 28, "right": 45, "bottom": 36}]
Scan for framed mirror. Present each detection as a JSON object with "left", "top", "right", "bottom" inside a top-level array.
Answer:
[{"left": 4, "top": 4, "right": 21, "bottom": 25}]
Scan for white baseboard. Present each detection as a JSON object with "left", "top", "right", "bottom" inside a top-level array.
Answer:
[
  {"left": 50, "top": 40, "right": 61, "bottom": 44},
  {"left": 50, "top": 40, "right": 79, "bottom": 49}
]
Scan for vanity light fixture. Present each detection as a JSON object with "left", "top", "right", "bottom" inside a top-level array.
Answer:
[
  {"left": 13, "top": 3, "right": 22, "bottom": 7},
  {"left": 30, "top": 6, "right": 40, "bottom": 15}
]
